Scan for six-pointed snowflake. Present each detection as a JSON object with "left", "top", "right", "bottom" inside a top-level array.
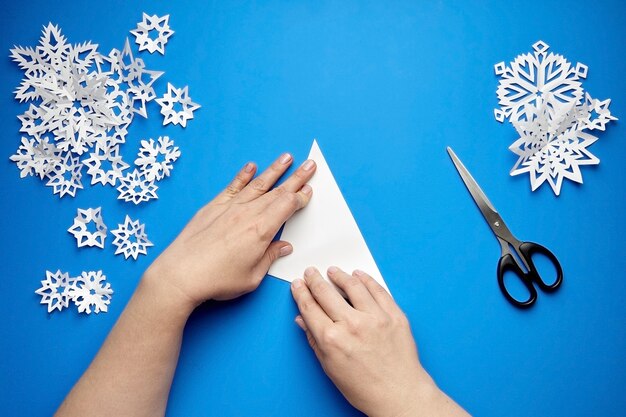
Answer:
[
  {"left": 156, "top": 83, "right": 200, "bottom": 127},
  {"left": 83, "top": 143, "right": 130, "bottom": 186},
  {"left": 135, "top": 136, "right": 181, "bottom": 181},
  {"left": 68, "top": 270, "right": 114, "bottom": 314},
  {"left": 111, "top": 215, "right": 153, "bottom": 259},
  {"left": 45, "top": 153, "right": 84, "bottom": 198},
  {"left": 35, "top": 270, "right": 75, "bottom": 313},
  {"left": 131, "top": 13, "right": 174, "bottom": 55},
  {"left": 68, "top": 207, "right": 108, "bottom": 248},
  {"left": 117, "top": 169, "right": 159, "bottom": 204}
]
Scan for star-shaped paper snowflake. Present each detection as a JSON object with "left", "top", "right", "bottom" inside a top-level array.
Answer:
[
  {"left": 10, "top": 134, "right": 62, "bottom": 179},
  {"left": 508, "top": 93, "right": 616, "bottom": 195},
  {"left": 67, "top": 207, "right": 108, "bottom": 248},
  {"left": 135, "top": 136, "right": 181, "bottom": 181},
  {"left": 83, "top": 143, "right": 129, "bottom": 186},
  {"left": 131, "top": 13, "right": 174, "bottom": 55},
  {"left": 68, "top": 270, "right": 113, "bottom": 314},
  {"left": 156, "top": 83, "right": 200, "bottom": 127},
  {"left": 494, "top": 41, "right": 588, "bottom": 123},
  {"left": 582, "top": 93, "right": 618, "bottom": 131},
  {"left": 45, "top": 153, "right": 83, "bottom": 198},
  {"left": 111, "top": 215, "right": 153, "bottom": 260},
  {"left": 35, "top": 270, "right": 75, "bottom": 313},
  {"left": 117, "top": 169, "right": 158, "bottom": 204}
]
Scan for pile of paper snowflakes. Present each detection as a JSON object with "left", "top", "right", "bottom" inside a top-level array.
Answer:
[
  {"left": 9, "top": 16, "right": 199, "bottom": 202},
  {"left": 35, "top": 270, "right": 113, "bottom": 314},
  {"left": 494, "top": 41, "right": 617, "bottom": 195}
]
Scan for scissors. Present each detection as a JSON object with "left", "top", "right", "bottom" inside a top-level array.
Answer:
[{"left": 447, "top": 147, "right": 563, "bottom": 308}]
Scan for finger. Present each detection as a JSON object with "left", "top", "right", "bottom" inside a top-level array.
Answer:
[
  {"left": 295, "top": 315, "right": 308, "bottom": 331},
  {"left": 354, "top": 270, "right": 398, "bottom": 314},
  {"left": 279, "top": 159, "right": 316, "bottom": 192},
  {"left": 304, "top": 267, "right": 353, "bottom": 322},
  {"left": 237, "top": 153, "right": 293, "bottom": 202},
  {"left": 291, "top": 278, "right": 332, "bottom": 340},
  {"left": 214, "top": 162, "right": 257, "bottom": 203},
  {"left": 257, "top": 240, "right": 293, "bottom": 274},
  {"left": 261, "top": 184, "right": 312, "bottom": 234},
  {"left": 327, "top": 266, "right": 379, "bottom": 312}
]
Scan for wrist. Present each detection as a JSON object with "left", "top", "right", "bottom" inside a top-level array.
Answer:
[{"left": 139, "top": 270, "right": 199, "bottom": 320}]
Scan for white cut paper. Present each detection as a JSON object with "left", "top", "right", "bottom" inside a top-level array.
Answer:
[
  {"left": 155, "top": 83, "right": 200, "bottom": 127},
  {"left": 111, "top": 215, "right": 153, "bottom": 259},
  {"left": 135, "top": 136, "right": 180, "bottom": 181},
  {"left": 67, "top": 207, "right": 108, "bottom": 248},
  {"left": 68, "top": 270, "right": 113, "bottom": 314},
  {"left": 269, "top": 140, "right": 389, "bottom": 292},
  {"left": 131, "top": 13, "right": 174, "bottom": 55},
  {"left": 35, "top": 270, "right": 75, "bottom": 313}
]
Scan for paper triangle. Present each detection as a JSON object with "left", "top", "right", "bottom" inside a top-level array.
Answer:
[{"left": 269, "top": 140, "right": 389, "bottom": 293}]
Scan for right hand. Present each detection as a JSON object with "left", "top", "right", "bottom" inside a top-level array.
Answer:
[{"left": 290, "top": 267, "right": 469, "bottom": 417}]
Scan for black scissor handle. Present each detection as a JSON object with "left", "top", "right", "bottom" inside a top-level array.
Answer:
[{"left": 497, "top": 241, "right": 563, "bottom": 308}]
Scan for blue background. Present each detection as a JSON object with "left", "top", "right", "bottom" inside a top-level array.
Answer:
[{"left": 1, "top": 1, "right": 624, "bottom": 416}]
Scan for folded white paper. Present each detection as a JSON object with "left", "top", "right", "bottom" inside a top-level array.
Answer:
[{"left": 269, "top": 140, "right": 389, "bottom": 293}]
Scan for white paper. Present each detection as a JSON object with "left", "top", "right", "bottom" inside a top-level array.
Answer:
[{"left": 269, "top": 140, "right": 389, "bottom": 293}]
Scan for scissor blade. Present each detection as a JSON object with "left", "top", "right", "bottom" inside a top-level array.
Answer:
[{"left": 446, "top": 146, "right": 500, "bottom": 223}]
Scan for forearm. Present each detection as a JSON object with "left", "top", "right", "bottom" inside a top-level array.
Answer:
[{"left": 56, "top": 275, "right": 195, "bottom": 417}]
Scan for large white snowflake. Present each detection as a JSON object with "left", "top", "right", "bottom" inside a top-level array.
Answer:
[
  {"left": 35, "top": 270, "right": 75, "bottom": 313},
  {"left": 117, "top": 169, "right": 158, "bottom": 204},
  {"left": 156, "top": 83, "right": 200, "bottom": 127},
  {"left": 131, "top": 13, "right": 174, "bottom": 55},
  {"left": 68, "top": 270, "right": 113, "bottom": 314},
  {"left": 111, "top": 215, "right": 153, "bottom": 259},
  {"left": 509, "top": 93, "right": 617, "bottom": 195},
  {"left": 494, "top": 41, "right": 588, "bottom": 123},
  {"left": 135, "top": 136, "right": 181, "bottom": 181},
  {"left": 67, "top": 207, "right": 108, "bottom": 248}
]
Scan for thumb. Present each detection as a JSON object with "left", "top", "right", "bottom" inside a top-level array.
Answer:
[{"left": 259, "top": 240, "right": 293, "bottom": 273}]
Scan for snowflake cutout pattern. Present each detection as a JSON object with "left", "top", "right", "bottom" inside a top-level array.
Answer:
[
  {"left": 508, "top": 93, "right": 615, "bottom": 195},
  {"left": 156, "top": 83, "right": 200, "bottom": 127},
  {"left": 68, "top": 270, "right": 113, "bottom": 314},
  {"left": 131, "top": 13, "right": 174, "bottom": 55},
  {"left": 9, "top": 134, "right": 62, "bottom": 179},
  {"left": 494, "top": 41, "right": 588, "bottom": 123},
  {"left": 117, "top": 169, "right": 158, "bottom": 204},
  {"left": 83, "top": 143, "right": 129, "bottom": 186},
  {"left": 67, "top": 207, "right": 108, "bottom": 248},
  {"left": 111, "top": 215, "right": 153, "bottom": 259},
  {"left": 582, "top": 92, "right": 618, "bottom": 131},
  {"left": 45, "top": 153, "right": 83, "bottom": 198},
  {"left": 135, "top": 136, "right": 181, "bottom": 181},
  {"left": 35, "top": 270, "right": 75, "bottom": 313}
]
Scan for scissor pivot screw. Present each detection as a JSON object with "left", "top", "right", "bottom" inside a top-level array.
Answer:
[{"left": 494, "top": 221, "right": 500, "bottom": 227}]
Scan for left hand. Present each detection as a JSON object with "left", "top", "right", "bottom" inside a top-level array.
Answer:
[{"left": 143, "top": 153, "right": 316, "bottom": 310}]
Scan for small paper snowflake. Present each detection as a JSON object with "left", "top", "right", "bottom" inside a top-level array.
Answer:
[
  {"left": 131, "top": 13, "right": 174, "bottom": 55},
  {"left": 582, "top": 92, "right": 618, "bottom": 131},
  {"left": 67, "top": 207, "right": 108, "bottom": 248},
  {"left": 156, "top": 83, "right": 200, "bottom": 127},
  {"left": 83, "top": 143, "right": 129, "bottom": 186},
  {"left": 111, "top": 215, "right": 153, "bottom": 259},
  {"left": 117, "top": 169, "right": 158, "bottom": 204},
  {"left": 494, "top": 41, "right": 588, "bottom": 123},
  {"left": 35, "top": 270, "right": 75, "bottom": 313},
  {"left": 9, "top": 134, "right": 62, "bottom": 179},
  {"left": 68, "top": 270, "right": 113, "bottom": 314},
  {"left": 135, "top": 136, "right": 181, "bottom": 181},
  {"left": 45, "top": 153, "right": 83, "bottom": 198}
]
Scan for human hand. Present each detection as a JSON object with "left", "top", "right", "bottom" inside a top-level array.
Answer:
[
  {"left": 144, "top": 153, "right": 316, "bottom": 310},
  {"left": 291, "top": 267, "right": 468, "bottom": 417}
]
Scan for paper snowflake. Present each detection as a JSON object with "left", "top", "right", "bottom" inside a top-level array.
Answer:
[
  {"left": 35, "top": 270, "right": 75, "bottom": 313},
  {"left": 156, "top": 83, "right": 200, "bottom": 127},
  {"left": 117, "top": 169, "right": 158, "bottom": 204},
  {"left": 45, "top": 153, "right": 84, "bottom": 198},
  {"left": 111, "top": 215, "right": 153, "bottom": 259},
  {"left": 509, "top": 93, "right": 617, "bottom": 195},
  {"left": 9, "top": 134, "right": 62, "bottom": 179},
  {"left": 68, "top": 270, "right": 113, "bottom": 314},
  {"left": 131, "top": 13, "right": 174, "bottom": 55},
  {"left": 67, "top": 207, "right": 108, "bottom": 248},
  {"left": 494, "top": 41, "right": 588, "bottom": 123},
  {"left": 83, "top": 143, "right": 129, "bottom": 186},
  {"left": 135, "top": 136, "right": 181, "bottom": 181}
]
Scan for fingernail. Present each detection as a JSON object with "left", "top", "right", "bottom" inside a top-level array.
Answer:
[
  {"left": 279, "top": 244, "right": 293, "bottom": 256},
  {"left": 302, "top": 159, "right": 315, "bottom": 171},
  {"left": 295, "top": 316, "right": 305, "bottom": 330},
  {"left": 292, "top": 278, "right": 304, "bottom": 288},
  {"left": 353, "top": 269, "right": 365, "bottom": 276},
  {"left": 244, "top": 162, "right": 254, "bottom": 173},
  {"left": 301, "top": 184, "right": 312, "bottom": 195},
  {"left": 304, "top": 266, "right": 317, "bottom": 277},
  {"left": 327, "top": 266, "right": 338, "bottom": 274},
  {"left": 280, "top": 153, "right": 292, "bottom": 164}
]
